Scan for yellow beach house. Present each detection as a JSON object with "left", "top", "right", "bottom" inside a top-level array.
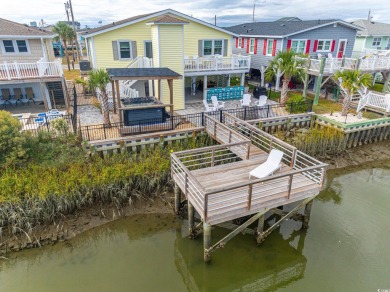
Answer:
[{"left": 83, "top": 9, "right": 250, "bottom": 110}]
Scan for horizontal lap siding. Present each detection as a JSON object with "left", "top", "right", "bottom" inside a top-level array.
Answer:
[
  {"left": 173, "top": 16, "right": 232, "bottom": 57},
  {"left": 159, "top": 25, "right": 184, "bottom": 110},
  {"left": 93, "top": 20, "right": 152, "bottom": 69},
  {"left": 284, "top": 24, "right": 357, "bottom": 58},
  {"left": 232, "top": 37, "right": 282, "bottom": 69},
  {"left": 0, "top": 39, "right": 44, "bottom": 62},
  {"left": 353, "top": 36, "right": 366, "bottom": 52}
]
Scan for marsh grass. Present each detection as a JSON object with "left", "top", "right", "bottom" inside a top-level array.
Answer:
[{"left": 0, "top": 133, "right": 213, "bottom": 235}]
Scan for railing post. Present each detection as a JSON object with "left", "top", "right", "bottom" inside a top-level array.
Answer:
[
  {"left": 14, "top": 61, "right": 21, "bottom": 79},
  {"left": 213, "top": 120, "right": 217, "bottom": 138},
  {"left": 246, "top": 142, "right": 250, "bottom": 160},
  {"left": 3, "top": 61, "right": 11, "bottom": 80},
  {"left": 247, "top": 184, "right": 253, "bottom": 210},
  {"left": 201, "top": 112, "right": 205, "bottom": 126},
  {"left": 244, "top": 107, "right": 247, "bottom": 120},
  {"left": 290, "top": 148, "right": 297, "bottom": 168},
  {"left": 103, "top": 124, "right": 107, "bottom": 139},
  {"left": 219, "top": 110, "right": 223, "bottom": 123},
  {"left": 204, "top": 194, "right": 208, "bottom": 220},
  {"left": 211, "top": 149, "right": 215, "bottom": 167},
  {"left": 287, "top": 174, "right": 294, "bottom": 199},
  {"left": 185, "top": 172, "right": 188, "bottom": 196},
  {"left": 86, "top": 125, "right": 90, "bottom": 141},
  {"left": 267, "top": 105, "right": 270, "bottom": 118}
]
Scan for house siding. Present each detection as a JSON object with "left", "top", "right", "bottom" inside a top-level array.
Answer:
[
  {"left": 0, "top": 39, "right": 46, "bottom": 62},
  {"left": 360, "top": 35, "right": 390, "bottom": 50},
  {"left": 233, "top": 23, "right": 357, "bottom": 70},
  {"left": 157, "top": 25, "right": 184, "bottom": 110},
  {"left": 93, "top": 19, "right": 152, "bottom": 69},
  {"left": 233, "top": 37, "right": 283, "bottom": 69}
]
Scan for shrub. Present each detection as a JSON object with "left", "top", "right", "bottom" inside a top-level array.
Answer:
[
  {"left": 0, "top": 111, "right": 28, "bottom": 166},
  {"left": 51, "top": 118, "right": 69, "bottom": 136},
  {"left": 286, "top": 94, "right": 309, "bottom": 114}
]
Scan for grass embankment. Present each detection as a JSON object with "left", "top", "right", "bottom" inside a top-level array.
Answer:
[
  {"left": 0, "top": 122, "right": 213, "bottom": 233},
  {"left": 63, "top": 69, "right": 80, "bottom": 81}
]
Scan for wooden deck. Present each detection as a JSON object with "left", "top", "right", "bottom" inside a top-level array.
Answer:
[{"left": 171, "top": 113, "right": 327, "bottom": 226}]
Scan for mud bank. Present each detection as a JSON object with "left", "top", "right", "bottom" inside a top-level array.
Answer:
[{"left": 1, "top": 140, "right": 390, "bottom": 257}]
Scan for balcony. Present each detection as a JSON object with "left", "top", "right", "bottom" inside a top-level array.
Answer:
[
  {"left": 0, "top": 59, "right": 63, "bottom": 81},
  {"left": 184, "top": 55, "right": 250, "bottom": 75}
]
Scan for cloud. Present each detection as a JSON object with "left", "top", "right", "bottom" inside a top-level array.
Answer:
[{"left": 1, "top": 0, "right": 389, "bottom": 28}]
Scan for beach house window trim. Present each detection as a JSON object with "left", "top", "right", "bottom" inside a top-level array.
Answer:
[
  {"left": 317, "top": 39, "right": 332, "bottom": 52},
  {"left": 1, "top": 39, "right": 30, "bottom": 54},
  {"left": 117, "top": 40, "right": 132, "bottom": 60},
  {"left": 266, "top": 39, "right": 274, "bottom": 56},
  {"left": 372, "top": 37, "right": 381, "bottom": 47},
  {"left": 249, "top": 38, "right": 255, "bottom": 54},
  {"left": 291, "top": 39, "right": 307, "bottom": 54},
  {"left": 202, "top": 39, "right": 224, "bottom": 56}
]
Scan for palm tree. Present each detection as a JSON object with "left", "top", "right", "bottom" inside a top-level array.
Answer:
[
  {"left": 52, "top": 22, "right": 74, "bottom": 71},
  {"left": 87, "top": 69, "right": 111, "bottom": 125},
  {"left": 333, "top": 70, "right": 372, "bottom": 116},
  {"left": 265, "top": 50, "right": 307, "bottom": 104}
]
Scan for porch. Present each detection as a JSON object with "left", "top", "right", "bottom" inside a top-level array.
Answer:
[
  {"left": 184, "top": 55, "right": 250, "bottom": 74},
  {"left": 0, "top": 59, "right": 63, "bottom": 81}
]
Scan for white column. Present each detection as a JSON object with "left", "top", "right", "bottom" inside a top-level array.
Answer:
[
  {"left": 261, "top": 66, "right": 266, "bottom": 87},
  {"left": 227, "top": 74, "right": 231, "bottom": 87},
  {"left": 191, "top": 76, "right": 197, "bottom": 95},
  {"left": 203, "top": 75, "right": 207, "bottom": 100},
  {"left": 275, "top": 69, "right": 281, "bottom": 91},
  {"left": 240, "top": 73, "right": 245, "bottom": 86}
]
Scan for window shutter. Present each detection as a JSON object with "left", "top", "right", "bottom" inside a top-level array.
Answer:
[
  {"left": 235, "top": 37, "right": 238, "bottom": 48},
  {"left": 331, "top": 40, "right": 336, "bottom": 52},
  {"left": 112, "top": 41, "right": 119, "bottom": 60},
  {"left": 305, "top": 40, "right": 311, "bottom": 54},
  {"left": 223, "top": 39, "right": 228, "bottom": 56},
  {"left": 272, "top": 39, "right": 277, "bottom": 56},
  {"left": 131, "top": 41, "right": 137, "bottom": 59},
  {"left": 254, "top": 39, "right": 258, "bottom": 54},
  {"left": 313, "top": 40, "right": 318, "bottom": 52},
  {"left": 198, "top": 40, "right": 203, "bottom": 57},
  {"left": 263, "top": 39, "right": 267, "bottom": 55},
  {"left": 241, "top": 38, "right": 244, "bottom": 48},
  {"left": 246, "top": 38, "right": 250, "bottom": 53},
  {"left": 287, "top": 39, "right": 292, "bottom": 50}
]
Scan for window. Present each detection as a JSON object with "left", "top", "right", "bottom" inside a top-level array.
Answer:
[
  {"left": 238, "top": 38, "right": 243, "bottom": 48},
  {"left": 16, "top": 40, "right": 28, "bottom": 53},
  {"left": 249, "top": 38, "right": 255, "bottom": 54},
  {"left": 267, "top": 39, "right": 274, "bottom": 55},
  {"left": 291, "top": 40, "right": 306, "bottom": 53},
  {"left": 3, "top": 40, "right": 15, "bottom": 52},
  {"left": 203, "top": 40, "right": 224, "bottom": 56},
  {"left": 317, "top": 40, "right": 332, "bottom": 52},
  {"left": 372, "top": 37, "right": 381, "bottom": 47},
  {"left": 118, "top": 41, "right": 131, "bottom": 59},
  {"left": 1, "top": 39, "right": 29, "bottom": 53}
]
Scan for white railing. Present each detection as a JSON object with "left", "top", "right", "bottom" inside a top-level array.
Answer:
[
  {"left": 126, "top": 56, "right": 153, "bottom": 69},
  {"left": 359, "top": 57, "right": 390, "bottom": 71},
  {"left": 357, "top": 91, "right": 390, "bottom": 113},
  {"left": 184, "top": 55, "right": 250, "bottom": 72},
  {"left": 0, "top": 60, "right": 62, "bottom": 80}
]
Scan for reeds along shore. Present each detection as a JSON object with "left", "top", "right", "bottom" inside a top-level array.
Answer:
[{"left": 0, "top": 131, "right": 214, "bottom": 237}]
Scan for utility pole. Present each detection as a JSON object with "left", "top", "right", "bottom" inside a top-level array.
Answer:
[
  {"left": 253, "top": 2, "right": 256, "bottom": 23},
  {"left": 64, "top": 2, "right": 75, "bottom": 62},
  {"left": 68, "top": 0, "right": 81, "bottom": 59},
  {"left": 214, "top": 15, "right": 216, "bottom": 26}
]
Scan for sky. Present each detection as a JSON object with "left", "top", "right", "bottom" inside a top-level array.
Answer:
[{"left": 1, "top": 0, "right": 389, "bottom": 28}]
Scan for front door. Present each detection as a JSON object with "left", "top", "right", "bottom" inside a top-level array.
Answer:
[
  {"left": 337, "top": 40, "right": 347, "bottom": 58},
  {"left": 144, "top": 41, "right": 153, "bottom": 58}
]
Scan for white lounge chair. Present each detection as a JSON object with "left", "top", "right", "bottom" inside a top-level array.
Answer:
[
  {"left": 211, "top": 96, "right": 225, "bottom": 110},
  {"left": 249, "top": 149, "right": 284, "bottom": 179},
  {"left": 240, "top": 94, "right": 252, "bottom": 107},
  {"left": 203, "top": 99, "right": 216, "bottom": 112},
  {"left": 254, "top": 95, "right": 268, "bottom": 107}
]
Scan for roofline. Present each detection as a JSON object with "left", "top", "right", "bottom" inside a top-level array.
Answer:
[
  {"left": 283, "top": 20, "right": 362, "bottom": 37},
  {"left": 0, "top": 35, "right": 54, "bottom": 39},
  {"left": 232, "top": 20, "right": 362, "bottom": 38},
  {"left": 146, "top": 22, "right": 189, "bottom": 25},
  {"left": 83, "top": 9, "right": 238, "bottom": 38}
]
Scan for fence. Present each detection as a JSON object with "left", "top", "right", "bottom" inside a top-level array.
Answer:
[
  {"left": 79, "top": 101, "right": 314, "bottom": 141},
  {"left": 15, "top": 114, "right": 74, "bottom": 136}
]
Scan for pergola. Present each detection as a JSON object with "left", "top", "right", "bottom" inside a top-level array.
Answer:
[{"left": 106, "top": 68, "right": 182, "bottom": 123}]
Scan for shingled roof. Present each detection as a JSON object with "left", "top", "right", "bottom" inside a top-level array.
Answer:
[
  {"left": 352, "top": 19, "right": 390, "bottom": 36},
  {"left": 147, "top": 15, "right": 189, "bottom": 24},
  {"left": 0, "top": 18, "right": 54, "bottom": 37},
  {"left": 226, "top": 19, "right": 360, "bottom": 37}
]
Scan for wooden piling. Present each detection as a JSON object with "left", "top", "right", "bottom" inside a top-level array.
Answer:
[
  {"left": 174, "top": 183, "right": 181, "bottom": 214},
  {"left": 188, "top": 201, "right": 195, "bottom": 238},
  {"left": 203, "top": 222, "right": 212, "bottom": 263},
  {"left": 256, "top": 215, "right": 265, "bottom": 244}
]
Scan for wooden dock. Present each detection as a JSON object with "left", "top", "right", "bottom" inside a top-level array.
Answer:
[{"left": 171, "top": 113, "right": 327, "bottom": 261}]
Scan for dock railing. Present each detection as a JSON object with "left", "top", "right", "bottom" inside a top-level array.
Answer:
[{"left": 171, "top": 113, "right": 327, "bottom": 222}]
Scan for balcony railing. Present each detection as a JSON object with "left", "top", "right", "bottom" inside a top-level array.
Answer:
[
  {"left": 0, "top": 59, "right": 63, "bottom": 81},
  {"left": 184, "top": 55, "right": 250, "bottom": 73}
]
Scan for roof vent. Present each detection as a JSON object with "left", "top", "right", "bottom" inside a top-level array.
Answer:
[
  {"left": 280, "top": 24, "right": 285, "bottom": 26},
  {"left": 242, "top": 25, "right": 246, "bottom": 27}
]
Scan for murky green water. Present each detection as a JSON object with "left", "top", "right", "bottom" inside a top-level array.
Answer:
[{"left": 1, "top": 165, "right": 390, "bottom": 292}]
